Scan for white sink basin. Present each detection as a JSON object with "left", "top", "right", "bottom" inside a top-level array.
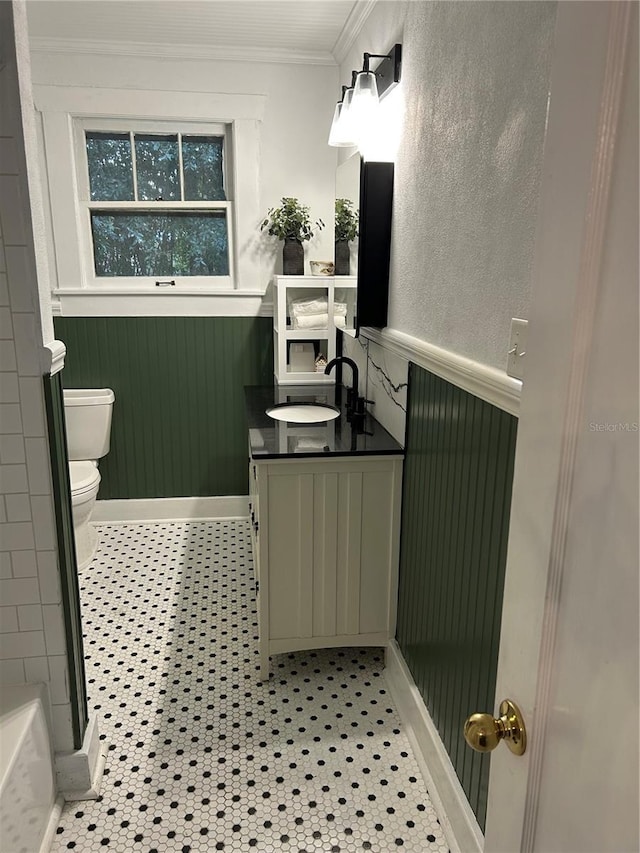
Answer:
[{"left": 266, "top": 403, "right": 340, "bottom": 423}]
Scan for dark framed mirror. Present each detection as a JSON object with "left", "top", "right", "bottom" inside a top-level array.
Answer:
[
  {"left": 356, "top": 160, "right": 394, "bottom": 333},
  {"left": 335, "top": 154, "right": 394, "bottom": 336}
]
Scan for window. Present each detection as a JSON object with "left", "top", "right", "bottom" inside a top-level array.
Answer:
[
  {"left": 36, "top": 85, "right": 265, "bottom": 315},
  {"left": 78, "top": 122, "right": 233, "bottom": 287}
]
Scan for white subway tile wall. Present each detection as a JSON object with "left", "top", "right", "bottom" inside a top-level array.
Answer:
[
  {"left": 0, "top": 629, "right": 46, "bottom": 658},
  {"left": 0, "top": 552, "right": 12, "bottom": 578},
  {"left": 0, "top": 403, "right": 23, "bottom": 433},
  {"left": 0, "top": 658, "right": 26, "bottom": 683},
  {"left": 30, "top": 494, "right": 57, "bottom": 549},
  {"left": 42, "top": 603, "right": 67, "bottom": 656},
  {"left": 0, "top": 606, "right": 19, "bottom": 633},
  {"left": 0, "top": 434, "right": 26, "bottom": 463},
  {"left": 0, "top": 339, "right": 18, "bottom": 371},
  {"left": 11, "top": 311, "right": 39, "bottom": 375},
  {"left": 0, "top": 462, "right": 29, "bottom": 492},
  {"left": 25, "top": 438, "right": 52, "bottom": 493},
  {"left": 5, "top": 492, "right": 32, "bottom": 521},
  {"left": 17, "top": 603, "right": 44, "bottom": 631},
  {"left": 51, "top": 703, "right": 75, "bottom": 752},
  {"left": 0, "top": 42, "right": 74, "bottom": 753},
  {"left": 18, "top": 377, "right": 46, "bottom": 437},
  {"left": 37, "top": 549, "right": 62, "bottom": 602},
  {"left": 10, "top": 548, "right": 38, "bottom": 576},
  {"left": 24, "top": 655, "right": 49, "bottom": 683}
]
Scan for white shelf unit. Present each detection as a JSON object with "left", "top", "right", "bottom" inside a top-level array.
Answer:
[{"left": 273, "top": 275, "right": 357, "bottom": 384}]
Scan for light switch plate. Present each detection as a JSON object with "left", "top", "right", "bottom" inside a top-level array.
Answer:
[{"left": 507, "top": 318, "right": 528, "bottom": 381}]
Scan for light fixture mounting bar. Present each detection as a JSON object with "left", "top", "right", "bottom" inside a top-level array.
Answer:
[{"left": 368, "top": 43, "right": 402, "bottom": 99}]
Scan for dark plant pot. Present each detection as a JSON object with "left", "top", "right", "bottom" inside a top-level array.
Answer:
[
  {"left": 283, "top": 239, "right": 304, "bottom": 275},
  {"left": 335, "top": 240, "right": 350, "bottom": 276}
]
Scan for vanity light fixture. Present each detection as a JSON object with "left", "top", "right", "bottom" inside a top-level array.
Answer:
[
  {"left": 328, "top": 44, "right": 402, "bottom": 150},
  {"left": 328, "top": 80, "right": 358, "bottom": 147}
]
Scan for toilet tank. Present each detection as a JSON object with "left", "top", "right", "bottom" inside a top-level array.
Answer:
[{"left": 63, "top": 389, "right": 115, "bottom": 462}]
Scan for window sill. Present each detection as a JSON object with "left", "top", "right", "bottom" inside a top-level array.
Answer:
[{"left": 54, "top": 288, "right": 273, "bottom": 318}]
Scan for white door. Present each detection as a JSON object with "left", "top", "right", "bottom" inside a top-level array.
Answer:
[{"left": 482, "top": 3, "right": 639, "bottom": 851}]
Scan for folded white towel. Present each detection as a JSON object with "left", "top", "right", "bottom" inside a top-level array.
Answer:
[
  {"left": 290, "top": 298, "right": 327, "bottom": 316},
  {"left": 290, "top": 298, "right": 348, "bottom": 317},
  {"left": 291, "top": 314, "right": 348, "bottom": 330},
  {"left": 293, "top": 313, "right": 329, "bottom": 330}
]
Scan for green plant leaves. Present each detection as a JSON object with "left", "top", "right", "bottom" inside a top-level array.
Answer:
[
  {"left": 260, "top": 197, "right": 324, "bottom": 242},
  {"left": 335, "top": 198, "right": 358, "bottom": 243}
]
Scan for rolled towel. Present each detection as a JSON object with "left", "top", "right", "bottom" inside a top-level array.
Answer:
[{"left": 293, "top": 313, "right": 329, "bottom": 330}]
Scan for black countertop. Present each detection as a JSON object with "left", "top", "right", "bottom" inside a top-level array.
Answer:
[{"left": 245, "top": 385, "right": 404, "bottom": 460}]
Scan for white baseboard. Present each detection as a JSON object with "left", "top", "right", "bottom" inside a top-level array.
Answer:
[
  {"left": 384, "top": 640, "right": 484, "bottom": 853},
  {"left": 93, "top": 495, "right": 249, "bottom": 523},
  {"left": 55, "top": 714, "right": 106, "bottom": 801}
]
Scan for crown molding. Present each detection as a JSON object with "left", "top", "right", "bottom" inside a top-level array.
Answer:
[
  {"left": 332, "top": 0, "right": 377, "bottom": 65},
  {"left": 29, "top": 36, "right": 337, "bottom": 67}
]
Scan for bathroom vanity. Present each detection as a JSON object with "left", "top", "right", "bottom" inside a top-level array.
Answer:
[{"left": 245, "top": 385, "right": 404, "bottom": 680}]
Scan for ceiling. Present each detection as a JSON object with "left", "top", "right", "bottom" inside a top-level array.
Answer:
[{"left": 26, "top": 0, "right": 374, "bottom": 65}]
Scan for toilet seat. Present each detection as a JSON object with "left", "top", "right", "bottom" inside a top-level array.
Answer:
[{"left": 69, "top": 460, "right": 101, "bottom": 499}]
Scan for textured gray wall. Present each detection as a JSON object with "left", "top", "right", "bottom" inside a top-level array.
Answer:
[{"left": 341, "top": 1, "right": 557, "bottom": 370}]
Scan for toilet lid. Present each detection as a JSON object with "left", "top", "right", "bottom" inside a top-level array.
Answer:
[{"left": 69, "top": 460, "right": 101, "bottom": 496}]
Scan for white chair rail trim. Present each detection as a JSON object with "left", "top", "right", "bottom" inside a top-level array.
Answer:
[
  {"left": 53, "top": 291, "right": 272, "bottom": 318},
  {"left": 362, "top": 327, "right": 522, "bottom": 417},
  {"left": 43, "top": 340, "right": 66, "bottom": 376}
]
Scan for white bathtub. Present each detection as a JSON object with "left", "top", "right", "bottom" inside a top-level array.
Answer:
[{"left": 0, "top": 685, "right": 60, "bottom": 853}]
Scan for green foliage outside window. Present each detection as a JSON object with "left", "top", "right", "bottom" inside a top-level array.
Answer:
[
  {"left": 85, "top": 131, "right": 228, "bottom": 277},
  {"left": 91, "top": 212, "right": 229, "bottom": 277}
]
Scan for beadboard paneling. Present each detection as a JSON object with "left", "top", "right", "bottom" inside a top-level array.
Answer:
[
  {"left": 396, "top": 364, "right": 518, "bottom": 830},
  {"left": 54, "top": 317, "right": 273, "bottom": 499}
]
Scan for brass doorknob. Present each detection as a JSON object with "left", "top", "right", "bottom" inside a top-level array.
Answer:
[{"left": 463, "top": 699, "right": 526, "bottom": 756}]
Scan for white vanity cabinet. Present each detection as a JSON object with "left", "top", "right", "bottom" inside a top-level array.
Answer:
[{"left": 250, "top": 454, "right": 403, "bottom": 680}]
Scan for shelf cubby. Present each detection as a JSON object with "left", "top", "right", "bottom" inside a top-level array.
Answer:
[{"left": 273, "top": 275, "right": 356, "bottom": 384}]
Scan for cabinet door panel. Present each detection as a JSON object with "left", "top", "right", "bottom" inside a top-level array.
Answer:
[
  {"left": 267, "top": 472, "right": 314, "bottom": 640},
  {"left": 359, "top": 469, "right": 394, "bottom": 634},
  {"left": 312, "top": 472, "right": 339, "bottom": 637},
  {"left": 336, "top": 471, "right": 363, "bottom": 636}
]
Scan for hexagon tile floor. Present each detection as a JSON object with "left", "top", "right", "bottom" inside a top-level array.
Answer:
[{"left": 51, "top": 520, "right": 450, "bottom": 853}]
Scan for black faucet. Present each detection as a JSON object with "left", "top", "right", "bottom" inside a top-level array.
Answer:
[{"left": 324, "top": 357, "right": 359, "bottom": 413}]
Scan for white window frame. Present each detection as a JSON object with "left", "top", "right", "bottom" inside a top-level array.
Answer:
[
  {"left": 76, "top": 117, "right": 234, "bottom": 290},
  {"left": 35, "top": 85, "right": 266, "bottom": 317}
]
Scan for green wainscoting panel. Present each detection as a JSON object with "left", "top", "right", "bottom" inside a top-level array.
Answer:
[
  {"left": 396, "top": 364, "right": 517, "bottom": 831},
  {"left": 54, "top": 317, "right": 273, "bottom": 499},
  {"left": 43, "top": 371, "right": 88, "bottom": 750}
]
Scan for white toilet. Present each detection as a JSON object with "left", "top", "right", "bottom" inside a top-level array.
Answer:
[{"left": 63, "top": 388, "right": 115, "bottom": 569}]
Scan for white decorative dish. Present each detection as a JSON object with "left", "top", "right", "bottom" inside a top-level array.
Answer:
[{"left": 310, "top": 261, "right": 335, "bottom": 276}]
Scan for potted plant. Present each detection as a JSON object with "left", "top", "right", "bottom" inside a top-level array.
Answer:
[
  {"left": 261, "top": 197, "right": 324, "bottom": 275},
  {"left": 335, "top": 198, "right": 359, "bottom": 275}
]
